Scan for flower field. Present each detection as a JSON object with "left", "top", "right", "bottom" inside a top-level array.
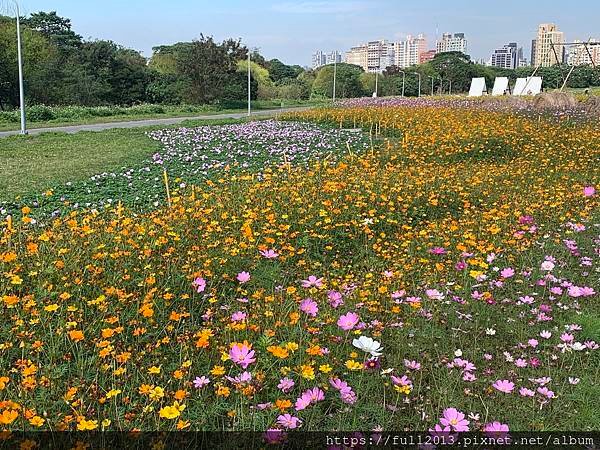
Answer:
[{"left": 0, "top": 100, "right": 598, "bottom": 435}]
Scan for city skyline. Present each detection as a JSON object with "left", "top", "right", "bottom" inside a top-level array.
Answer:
[{"left": 3, "top": 0, "right": 599, "bottom": 66}]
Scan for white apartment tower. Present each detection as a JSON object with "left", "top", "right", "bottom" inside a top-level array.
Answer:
[
  {"left": 436, "top": 33, "right": 467, "bottom": 54},
  {"left": 394, "top": 34, "right": 427, "bottom": 68}
]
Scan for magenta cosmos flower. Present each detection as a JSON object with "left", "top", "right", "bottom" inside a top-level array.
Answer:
[
  {"left": 236, "top": 271, "right": 251, "bottom": 283},
  {"left": 193, "top": 277, "right": 206, "bottom": 293},
  {"left": 301, "top": 275, "right": 324, "bottom": 288},
  {"left": 439, "top": 408, "right": 470, "bottom": 432},
  {"left": 276, "top": 414, "right": 302, "bottom": 429},
  {"left": 337, "top": 311, "right": 360, "bottom": 331},
  {"left": 259, "top": 249, "right": 279, "bottom": 259},
  {"left": 300, "top": 298, "right": 318, "bottom": 317},
  {"left": 484, "top": 421, "right": 509, "bottom": 437},
  {"left": 193, "top": 376, "right": 210, "bottom": 388},
  {"left": 492, "top": 379, "right": 515, "bottom": 393},
  {"left": 229, "top": 343, "right": 256, "bottom": 369},
  {"left": 583, "top": 186, "right": 595, "bottom": 197}
]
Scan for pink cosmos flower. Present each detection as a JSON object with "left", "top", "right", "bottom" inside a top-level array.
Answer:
[
  {"left": 193, "top": 376, "right": 210, "bottom": 388},
  {"left": 429, "top": 247, "right": 447, "bottom": 255},
  {"left": 277, "top": 377, "right": 295, "bottom": 393},
  {"left": 519, "top": 387, "right": 535, "bottom": 397},
  {"left": 328, "top": 290, "right": 344, "bottom": 308},
  {"left": 483, "top": 421, "right": 510, "bottom": 438},
  {"left": 425, "top": 289, "right": 444, "bottom": 300},
  {"left": 583, "top": 186, "right": 595, "bottom": 197},
  {"left": 500, "top": 268, "right": 515, "bottom": 278},
  {"left": 391, "top": 375, "right": 413, "bottom": 389},
  {"left": 259, "top": 249, "right": 279, "bottom": 259},
  {"left": 537, "top": 387, "right": 555, "bottom": 399},
  {"left": 404, "top": 359, "right": 421, "bottom": 371},
  {"left": 236, "top": 271, "right": 251, "bottom": 283},
  {"left": 276, "top": 414, "right": 302, "bottom": 429},
  {"left": 193, "top": 277, "right": 206, "bottom": 293},
  {"left": 231, "top": 311, "right": 247, "bottom": 322},
  {"left": 492, "top": 379, "right": 515, "bottom": 393},
  {"left": 300, "top": 298, "right": 318, "bottom": 317},
  {"left": 337, "top": 312, "right": 360, "bottom": 331},
  {"left": 229, "top": 344, "right": 256, "bottom": 369},
  {"left": 301, "top": 275, "right": 323, "bottom": 288},
  {"left": 440, "top": 408, "right": 470, "bottom": 432},
  {"left": 264, "top": 429, "right": 287, "bottom": 444}
]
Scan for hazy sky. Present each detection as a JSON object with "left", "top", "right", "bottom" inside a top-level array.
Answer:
[{"left": 8, "top": 0, "right": 600, "bottom": 65}]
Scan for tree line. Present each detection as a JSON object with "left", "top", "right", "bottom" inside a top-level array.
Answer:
[{"left": 1, "top": 11, "right": 599, "bottom": 110}]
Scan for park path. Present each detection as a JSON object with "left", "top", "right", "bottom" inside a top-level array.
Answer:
[{"left": 0, "top": 107, "right": 311, "bottom": 138}]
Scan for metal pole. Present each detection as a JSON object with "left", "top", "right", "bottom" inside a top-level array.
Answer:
[
  {"left": 332, "top": 58, "right": 337, "bottom": 102},
  {"left": 399, "top": 70, "right": 405, "bottom": 97},
  {"left": 416, "top": 73, "right": 421, "bottom": 97},
  {"left": 374, "top": 70, "right": 378, "bottom": 97},
  {"left": 430, "top": 76, "right": 434, "bottom": 96},
  {"left": 15, "top": 1, "right": 27, "bottom": 134},
  {"left": 449, "top": 79, "right": 452, "bottom": 95},
  {"left": 247, "top": 50, "right": 251, "bottom": 117},
  {"left": 439, "top": 76, "right": 443, "bottom": 95}
]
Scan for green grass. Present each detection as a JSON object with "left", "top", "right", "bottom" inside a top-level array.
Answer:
[
  {"left": 0, "top": 100, "right": 326, "bottom": 132},
  {"left": 0, "top": 119, "right": 246, "bottom": 201}
]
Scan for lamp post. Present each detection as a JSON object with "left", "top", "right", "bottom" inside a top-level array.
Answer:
[
  {"left": 399, "top": 70, "right": 405, "bottom": 97},
  {"left": 438, "top": 76, "right": 443, "bottom": 95},
  {"left": 9, "top": 0, "right": 27, "bottom": 134},
  {"left": 413, "top": 72, "right": 422, "bottom": 97},
  {"left": 428, "top": 76, "right": 434, "bottom": 96},
  {"left": 332, "top": 57, "right": 337, "bottom": 103},
  {"left": 247, "top": 50, "right": 251, "bottom": 117},
  {"left": 374, "top": 70, "right": 379, "bottom": 97},
  {"left": 449, "top": 79, "right": 452, "bottom": 95}
]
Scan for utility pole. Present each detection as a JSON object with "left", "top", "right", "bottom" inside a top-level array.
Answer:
[
  {"left": 12, "top": 0, "right": 27, "bottom": 134},
  {"left": 374, "top": 70, "right": 378, "bottom": 97}
]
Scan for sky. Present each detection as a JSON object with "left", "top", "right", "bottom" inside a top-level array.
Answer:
[{"left": 7, "top": 0, "right": 600, "bottom": 65}]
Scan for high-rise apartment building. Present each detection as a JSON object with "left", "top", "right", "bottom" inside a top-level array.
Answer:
[
  {"left": 436, "top": 33, "right": 467, "bottom": 54},
  {"left": 393, "top": 34, "right": 427, "bottom": 68},
  {"left": 345, "top": 40, "right": 394, "bottom": 72},
  {"left": 312, "top": 50, "right": 341, "bottom": 69},
  {"left": 490, "top": 42, "right": 522, "bottom": 69},
  {"left": 532, "top": 23, "right": 565, "bottom": 67},
  {"left": 345, "top": 44, "right": 368, "bottom": 70},
  {"left": 311, "top": 51, "right": 327, "bottom": 69},
  {"left": 567, "top": 39, "right": 600, "bottom": 66}
]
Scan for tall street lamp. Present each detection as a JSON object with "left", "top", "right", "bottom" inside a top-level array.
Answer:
[
  {"left": 428, "top": 76, "right": 434, "bottom": 96},
  {"left": 374, "top": 69, "right": 379, "bottom": 98},
  {"left": 332, "top": 56, "right": 337, "bottom": 103},
  {"left": 399, "top": 70, "right": 406, "bottom": 97},
  {"left": 8, "top": 0, "right": 27, "bottom": 134},
  {"left": 413, "top": 72, "right": 422, "bottom": 97},
  {"left": 247, "top": 49, "right": 251, "bottom": 117}
]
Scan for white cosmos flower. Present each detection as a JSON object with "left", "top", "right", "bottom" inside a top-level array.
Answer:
[{"left": 352, "top": 336, "right": 383, "bottom": 357}]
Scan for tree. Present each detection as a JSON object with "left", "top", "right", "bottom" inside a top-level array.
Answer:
[
  {"left": 312, "top": 63, "right": 364, "bottom": 99},
  {"left": 268, "top": 59, "right": 302, "bottom": 83},
  {"left": 24, "top": 11, "right": 82, "bottom": 50}
]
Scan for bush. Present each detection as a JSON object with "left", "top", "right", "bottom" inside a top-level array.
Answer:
[{"left": 26, "top": 105, "right": 56, "bottom": 122}]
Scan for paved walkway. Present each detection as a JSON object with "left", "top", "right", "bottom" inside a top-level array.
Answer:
[{"left": 0, "top": 107, "right": 310, "bottom": 138}]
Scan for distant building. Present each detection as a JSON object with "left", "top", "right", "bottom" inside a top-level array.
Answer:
[
  {"left": 326, "top": 51, "right": 342, "bottom": 65},
  {"left": 345, "top": 40, "right": 393, "bottom": 72},
  {"left": 567, "top": 39, "right": 600, "bottom": 65},
  {"left": 419, "top": 49, "right": 437, "bottom": 63},
  {"left": 345, "top": 44, "right": 368, "bottom": 70},
  {"left": 393, "top": 34, "right": 427, "bottom": 68},
  {"left": 436, "top": 32, "right": 467, "bottom": 55},
  {"left": 311, "top": 51, "right": 327, "bottom": 69},
  {"left": 490, "top": 42, "right": 522, "bottom": 69},
  {"left": 532, "top": 23, "right": 564, "bottom": 67}
]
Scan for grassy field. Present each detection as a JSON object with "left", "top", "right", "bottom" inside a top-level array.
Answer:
[
  {"left": 0, "top": 100, "right": 598, "bottom": 436},
  {"left": 0, "top": 119, "right": 245, "bottom": 201},
  {"left": 0, "top": 99, "right": 326, "bottom": 132}
]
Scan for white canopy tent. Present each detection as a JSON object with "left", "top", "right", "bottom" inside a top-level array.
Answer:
[
  {"left": 468, "top": 77, "right": 487, "bottom": 97},
  {"left": 513, "top": 77, "right": 543, "bottom": 96},
  {"left": 491, "top": 77, "right": 510, "bottom": 96}
]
